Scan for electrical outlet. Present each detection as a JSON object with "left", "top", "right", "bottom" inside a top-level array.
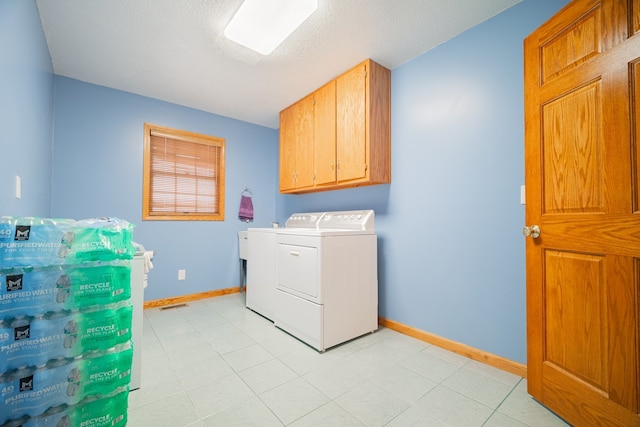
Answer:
[{"left": 178, "top": 269, "right": 186, "bottom": 280}]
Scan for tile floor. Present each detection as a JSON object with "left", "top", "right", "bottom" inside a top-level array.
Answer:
[{"left": 127, "top": 293, "right": 570, "bottom": 426}]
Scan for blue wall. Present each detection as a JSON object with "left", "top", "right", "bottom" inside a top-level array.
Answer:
[
  {"left": 279, "top": 0, "right": 570, "bottom": 364},
  {"left": 0, "top": 0, "right": 571, "bottom": 364},
  {"left": 50, "top": 77, "right": 279, "bottom": 301},
  {"left": 0, "top": 0, "right": 54, "bottom": 216}
]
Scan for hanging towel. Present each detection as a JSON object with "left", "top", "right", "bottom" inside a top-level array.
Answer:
[
  {"left": 143, "top": 250, "right": 154, "bottom": 274},
  {"left": 238, "top": 194, "right": 254, "bottom": 222}
]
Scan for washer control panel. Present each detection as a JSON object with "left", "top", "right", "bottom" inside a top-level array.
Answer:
[
  {"left": 285, "top": 210, "right": 374, "bottom": 231},
  {"left": 284, "top": 212, "right": 324, "bottom": 229}
]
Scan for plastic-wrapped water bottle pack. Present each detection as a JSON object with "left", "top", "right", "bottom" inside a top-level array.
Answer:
[
  {"left": 0, "top": 343, "right": 132, "bottom": 424},
  {"left": 0, "top": 303, "right": 132, "bottom": 372},
  {"left": 0, "top": 262, "right": 131, "bottom": 317},
  {"left": 0, "top": 216, "right": 136, "bottom": 426},
  {"left": 0, "top": 217, "right": 135, "bottom": 268}
]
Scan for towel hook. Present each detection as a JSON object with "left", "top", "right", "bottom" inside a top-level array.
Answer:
[{"left": 242, "top": 187, "right": 252, "bottom": 196}]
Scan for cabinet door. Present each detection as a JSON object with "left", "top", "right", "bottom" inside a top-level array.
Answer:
[
  {"left": 295, "top": 94, "right": 315, "bottom": 188},
  {"left": 279, "top": 105, "right": 297, "bottom": 191},
  {"left": 336, "top": 63, "right": 367, "bottom": 182},
  {"left": 279, "top": 95, "right": 314, "bottom": 191},
  {"left": 314, "top": 81, "right": 337, "bottom": 185}
]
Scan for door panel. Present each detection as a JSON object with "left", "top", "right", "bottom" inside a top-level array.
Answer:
[
  {"left": 274, "top": 289, "right": 323, "bottom": 351},
  {"left": 632, "top": 60, "right": 640, "bottom": 212},
  {"left": 544, "top": 250, "right": 606, "bottom": 391},
  {"left": 296, "top": 94, "right": 315, "bottom": 189},
  {"left": 525, "top": 1, "right": 640, "bottom": 425},
  {"left": 542, "top": 81, "right": 604, "bottom": 214},
  {"left": 634, "top": 0, "right": 640, "bottom": 35},
  {"left": 314, "top": 80, "right": 337, "bottom": 185},
  {"left": 279, "top": 96, "right": 314, "bottom": 191},
  {"left": 539, "top": 5, "right": 601, "bottom": 85},
  {"left": 336, "top": 64, "right": 367, "bottom": 182},
  {"left": 279, "top": 106, "right": 296, "bottom": 191},
  {"left": 276, "top": 243, "right": 319, "bottom": 300}
]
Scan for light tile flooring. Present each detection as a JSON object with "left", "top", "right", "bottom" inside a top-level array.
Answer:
[{"left": 127, "top": 293, "right": 570, "bottom": 426}]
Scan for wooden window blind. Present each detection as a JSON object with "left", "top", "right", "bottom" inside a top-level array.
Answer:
[{"left": 143, "top": 124, "right": 225, "bottom": 221}]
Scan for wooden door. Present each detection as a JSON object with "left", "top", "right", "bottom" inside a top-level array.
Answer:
[
  {"left": 279, "top": 94, "right": 314, "bottom": 192},
  {"left": 525, "top": 1, "right": 640, "bottom": 426},
  {"left": 336, "top": 63, "right": 367, "bottom": 182},
  {"left": 279, "top": 104, "right": 296, "bottom": 191},
  {"left": 314, "top": 80, "right": 337, "bottom": 185},
  {"left": 295, "top": 94, "right": 315, "bottom": 189}
]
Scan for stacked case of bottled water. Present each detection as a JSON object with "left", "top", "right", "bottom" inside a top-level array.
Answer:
[{"left": 0, "top": 217, "right": 136, "bottom": 427}]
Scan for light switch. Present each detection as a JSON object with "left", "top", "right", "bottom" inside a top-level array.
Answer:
[
  {"left": 520, "top": 185, "right": 525, "bottom": 205},
  {"left": 15, "top": 176, "right": 21, "bottom": 199}
]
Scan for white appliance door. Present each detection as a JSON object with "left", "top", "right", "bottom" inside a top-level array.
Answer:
[
  {"left": 274, "top": 289, "right": 323, "bottom": 351},
  {"left": 276, "top": 242, "right": 319, "bottom": 302},
  {"left": 246, "top": 229, "right": 277, "bottom": 320}
]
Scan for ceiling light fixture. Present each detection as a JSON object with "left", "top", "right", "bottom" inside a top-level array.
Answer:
[{"left": 224, "top": 0, "right": 318, "bottom": 55}]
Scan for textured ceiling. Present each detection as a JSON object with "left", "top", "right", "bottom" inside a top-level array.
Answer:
[{"left": 36, "top": 0, "right": 521, "bottom": 129}]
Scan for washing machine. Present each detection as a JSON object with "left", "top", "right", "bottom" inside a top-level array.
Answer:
[
  {"left": 274, "top": 210, "right": 378, "bottom": 351},
  {"left": 245, "top": 212, "right": 325, "bottom": 321}
]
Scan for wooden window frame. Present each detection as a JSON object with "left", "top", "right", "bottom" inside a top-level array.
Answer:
[{"left": 143, "top": 123, "right": 225, "bottom": 221}]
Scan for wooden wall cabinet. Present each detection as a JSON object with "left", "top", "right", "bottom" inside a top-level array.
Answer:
[
  {"left": 279, "top": 59, "right": 390, "bottom": 194},
  {"left": 279, "top": 93, "right": 315, "bottom": 191},
  {"left": 313, "top": 80, "right": 337, "bottom": 186}
]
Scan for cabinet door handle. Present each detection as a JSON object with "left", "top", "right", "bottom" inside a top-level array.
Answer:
[{"left": 289, "top": 251, "right": 300, "bottom": 257}]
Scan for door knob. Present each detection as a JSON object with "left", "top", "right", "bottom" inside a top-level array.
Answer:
[{"left": 523, "top": 225, "right": 541, "bottom": 238}]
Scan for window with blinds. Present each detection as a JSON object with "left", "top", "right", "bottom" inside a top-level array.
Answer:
[{"left": 143, "top": 123, "right": 225, "bottom": 221}]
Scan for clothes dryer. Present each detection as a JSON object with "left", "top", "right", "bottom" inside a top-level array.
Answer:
[{"left": 274, "top": 210, "right": 378, "bottom": 351}]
